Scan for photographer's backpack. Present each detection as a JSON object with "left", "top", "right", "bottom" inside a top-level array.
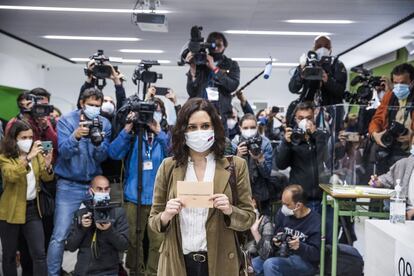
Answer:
[{"left": 324, "top": 244, "right": 364, "bottom": 276}]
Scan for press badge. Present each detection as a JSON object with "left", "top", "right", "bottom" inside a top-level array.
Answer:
[
  {"left": 206, "top": 87, "right": 219, "bottom": 101},
  {"left": 143, "top": 160, "right": 153, "bottom": 170}
]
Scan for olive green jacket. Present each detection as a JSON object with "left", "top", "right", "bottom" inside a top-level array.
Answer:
[
  {"left": 149, "top": 156, "right": 255, "bottom": 276},
  {"left": 0, "top": 154, "right": 54, "bottom": 224}
]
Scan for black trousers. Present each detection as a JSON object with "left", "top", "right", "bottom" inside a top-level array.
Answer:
[
  {"left": 184, "top": 252, "right": 209, "bottom": 276},
  {"left": 0, "top": 201, "right": 47, "bottom": 276}
]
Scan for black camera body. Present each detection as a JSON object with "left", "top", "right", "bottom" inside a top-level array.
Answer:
[
  {"left": 302, "top": 51, "right": 332, "bottom": 81},
  {"left": 178, "top": 25, "right": 216, "bottom": 66},
  {"left": 240, "top": 135, "right": 262, "bottom": 156},
  {"left": 274, "top": 232, "right": 294, "bottom": 257},
  {"left": 132, "top": 60, "right": 163, "bottom": 85},
  {"left": 82, "top": 118, "right": 104, "bottom": 147},
  {"left": 125, "top": 96, "right": 157, "bottom": 126},
  {"left": 346, "top": 67, "right": 383, "bottom": 105},
  {"left": 84, "top": 49, "right": 111, "bottom": 79},
  {"left": 24, "top": 94, "right": 54, "bottom": 118},
  {"left": 381, "top": 121, "right": 408, "bottom": 148},
  {"left": 290, "top": 127, "right": 307, "bottom": 146},
  {"left": 77, "top": 199, "right": 121, "bottom": 225}
]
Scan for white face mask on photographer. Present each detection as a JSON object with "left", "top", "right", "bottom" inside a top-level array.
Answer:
[
  {"left": 93, "top": 191, "right": 110, "bottom": 203},
  {"left": 83, "top": 105, "right": 101, "bottom": 119},
  {"left": 17, "top": 139, "right": 33, "bottom": 153},
  {"left": 101, "top": 102, "right": 115, "bottom": 115},
  {"left": 298, "top": 119, "right": 309, "bottom": 132},
  {"left": 241, "top": 128, "right": 257, "bottom": 139},
  {"left": 281, "top": 204, "right": 296, "bottom": 217},
  {"left": 153, "top": 111, "right": 163, "bottom": 124},
  {"left": 227, "top": 118, "right": 237, "bottom": 130},
  {"left": 315, "top": 47, "right": 331, "bottom": 59},
  {"left": 185, "top": 130, "right": 215, "bottom": 153}
]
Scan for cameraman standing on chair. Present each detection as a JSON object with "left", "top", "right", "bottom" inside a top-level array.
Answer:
[
  {"left": 66, "top": 175, "right": 128, "bottom": 276},
  {"left": 369, "top": 63, "right": 414, "bottom": 174},
  {"left": 47, "top": 88, "right": 111, "bottom": 276},
  {"left": 185, "top": 29, "right": 240, "bottom": 134},
  {"left": 235, "top": 113, "right": 273, "bottom": 215}
]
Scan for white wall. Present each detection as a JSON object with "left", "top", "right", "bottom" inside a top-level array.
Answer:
[{"left": 0, "top": 33, "right": 297, "bottom": 115}]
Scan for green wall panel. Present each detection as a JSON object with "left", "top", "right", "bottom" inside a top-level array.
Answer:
[{"left": 0, "top": 85, "right": 22, "bottom": 121}]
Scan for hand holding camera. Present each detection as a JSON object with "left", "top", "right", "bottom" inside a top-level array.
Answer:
[
  {"left": 26, "top": 140, "right": 43, "bottom": 162},
  {"left": 236, "top": 141, "right": 249, "bottom": 157},
  {"left": 81, "top": 212, "right": 93, "bottom": 228},
  {"left": 96, "top": 222, "right": 112, "bottom": 231},
  {"left": 75, "top": 121, "right": 90, "bottom": 140}
]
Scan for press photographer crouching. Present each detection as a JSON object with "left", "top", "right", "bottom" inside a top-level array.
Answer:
[
  {"left": 252, "top": 185, "right": 320, "bottom": 276},
  {"left": 47, "top": 88, "right": 112, "bottom": 276},
  {"left": 66, "top": 176, "right": 128, "bottom": 276},
  {"left": 236, "top": 114, "right": 273, "bottom": 214},
  {"left": 369, "top": 63, "right": 414, "bottom": 174},
  {"left": 184, "top": 26, "right": 240, "bottom": 133}
]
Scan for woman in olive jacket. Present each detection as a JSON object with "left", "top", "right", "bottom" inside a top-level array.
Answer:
[
  {"left": 149, "top": 98, "right": 255, "bottom": 276},
  {"left": 0, "top": 120, "right": 54, "bottom": 276}
]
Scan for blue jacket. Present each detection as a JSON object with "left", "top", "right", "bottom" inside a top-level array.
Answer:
[
  {"left": 108, "top": 129, "right": 169, "bottom": 205},
  {"left": 54, "top": 110, "right": 111, "bottom": 182}
]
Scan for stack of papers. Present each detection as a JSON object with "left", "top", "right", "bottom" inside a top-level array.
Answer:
[{"left": 332, "top": 186, "right": 394, "bottom": 196}]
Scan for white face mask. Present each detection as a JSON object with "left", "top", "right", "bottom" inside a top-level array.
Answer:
[
  {"left": 101, "top": 102, "right": 115, "bottom": 115},
  {"left": 185, "top": 130, "right": 215, "bottom": 153},
  {"left": 227, "top": 118, "right": 237, "bottom": 130},
  {"left": 241, "top": 128, "right": 257, "bottom": 139},
  {"left": 298, "top": 119, "right": 309, "bottom": 132},
  {"left": 17, "top": 139, "right": 33, "bottom": 153},
  {"left": 273, "top": 118, "right": 282, "bottom": 129},
  {"left": 153, "top": 111, "right": 163, "bottom": 124},
  {"left": 281, "top": 204, "right": 295, "bottom": 217},
  {"left": 315, "top": 47, "right": 331, "bottom": 59}
]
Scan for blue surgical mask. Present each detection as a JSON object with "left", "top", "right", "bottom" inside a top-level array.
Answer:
[
  {"left": 393, "top": 83, "right": 411, "bottom": 100},
  {"left": 83, "top": 104, "right": 101, "bottom": 119},
  {"left": 410, "top": 144, "right": 414, "bottom": 156},
  {"left": 258, "top": 116, "right": 268, "bottom": 126},
  {"left": 93, "top": 192, "right": 110, "bottom": 203}
]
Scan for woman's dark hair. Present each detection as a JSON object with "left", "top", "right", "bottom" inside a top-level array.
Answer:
[
  {"left": 153, "top": 97, "right": 167, "bottom": 118},
  {"left": 172, "top": 98, "right": 225, "bottom": 166},
  {"left": 0, "top": 120, "right": 32, "bottom": 158}
]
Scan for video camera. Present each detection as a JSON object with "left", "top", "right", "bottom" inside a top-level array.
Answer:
[
  {"left": 240, "top": 135, "right": 262, "bottom": 156},
  {"left": 77, "top": 197, "right": 121, "bottom": 225},
  {"left": 344, "top": 67, "right": 383, "bottom": 105},
  {"left": 124, "top": 95, "right": 157, "bottom": 126},
  {"left": 80, "top": 118, "right": 104, "bottom": 147},
  {"left": 274, "top": 232, "right": 294, "bottom": 257},
  {"left": 178, "top": 25, "right": 216, "bottom": 66},
  {"left": 302, "top": 51, "right": 333, "bottom": 81},
  {"left": 25, "top": 94, "right": 54, "bottom": 118},
  {"left": 132, "top": 60, "right": 163, "bottom": 85},
  {"left": 380, "top": 121, "right": 408, "bottom": 148},
  {"left": 84, "top": 50, "right": 111, "bottom": 79}
]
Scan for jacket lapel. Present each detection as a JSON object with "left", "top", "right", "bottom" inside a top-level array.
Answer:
[
  {"left": 171, "top": 164, "right": 186, "bottom": 199},
  {"left": 207, "top": 157, "right": 230, "bottom": 222}
]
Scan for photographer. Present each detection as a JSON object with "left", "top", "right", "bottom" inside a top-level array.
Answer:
[
  {"left": 236, "top": 114, "right": 273, "bottom": 214},
  {"left": 47, "top": 88, "right": 111, "bottom": 276},
  {"left": 256, "top": 108, "right": 285, "bottom": 144},
  {"left": 186, "top": 31, "right": 240, "bottom": 132},
  {"left": 228, "top": 91, "right": 255, "bottom": 141},
  {"left": 6, "top": 88, "right": 57, "bottom": 160},
  {"left": 108, "top": 100, "right": 170, "bottom": 275},
  {"left": 252, "top": 185, "right": 320, "bottom": 276},
  {"left": 66, "top": 176, "right": 129, "bottom": 276},
  {"left": 288, "top": 35, "right": 347, "bottom": 106},
  {"left": 369, "top": 63, "right": 414, "bottom": 174},
  {"left": 276, "top": 102, "right": 328, "bottom": 211}
]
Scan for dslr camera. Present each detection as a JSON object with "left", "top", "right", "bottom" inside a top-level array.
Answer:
[
  {"left": 380, "top": 121, "right": 408, "bottom": 148},
  {"left": 240, "top": 135, "right": 263, "bottom": 156},
  {"left": 274, "top": 232, "right": 294, "bottom": 257},
  {"left": 178, "top": 25, "right": 216, "bottom": 66},
  {"left": 302, "top": 51, "right": 333, "bottom": 81},
  {"left": 25, "top": 94, "right": 54, "bottom": 118},
  {"left": 81, "top": 118, "right": 104, "bottom": 147},
  {"left": 78, "top": 197, "right": 121, "bottom": 225},
  {"left": 290, "top": 127, "right": 307, "bottom": 146}
]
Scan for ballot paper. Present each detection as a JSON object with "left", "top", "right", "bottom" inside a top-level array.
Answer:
[{"left": 177, "top": 181, "right": 214, "bottom": 208}]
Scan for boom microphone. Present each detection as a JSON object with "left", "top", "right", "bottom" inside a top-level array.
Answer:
[{"left": 263, "top": 61, "right": 272, "bottom": 79}]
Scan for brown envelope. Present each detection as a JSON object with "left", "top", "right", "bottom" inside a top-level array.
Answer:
[{"left": 177, "top": 181, "right": 214, "bottom": 208}]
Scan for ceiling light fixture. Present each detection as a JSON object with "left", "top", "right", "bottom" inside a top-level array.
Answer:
[
  {"left": 43, "top": 35, "right": 140, "bottom": 41},
  {"left": 70, "top": 58, "right": 171, "bottom": 64},
  {"left": 233, "top": 58, "right": 278, "bottom": 62},
  {"left": 224, "top": 30, "right": 331, "bottom": 36},
  {"left": 0, "top": 5, "right": 171, "bottom": 14},
  {"left": 119, "top": 49, "right": 164, "bottom": 53},
  {"left": 285, "top": 19, "right": 354, "bottom": 24}
]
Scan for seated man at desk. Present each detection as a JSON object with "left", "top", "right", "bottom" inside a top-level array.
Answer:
[{"left": 369, "top": 136, "right": 414, "bottom": 220}]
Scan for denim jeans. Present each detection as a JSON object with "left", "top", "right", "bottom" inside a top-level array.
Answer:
[
  {"left": 47, "top": 179, "right": 90, "bottom": 276},
  {"left": 252, "top": 255, "right": 316, "bottom": 276}
]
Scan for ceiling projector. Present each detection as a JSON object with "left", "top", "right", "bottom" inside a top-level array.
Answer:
[{"left": 133, "top": 13, "right": 168, "bottom": 32}]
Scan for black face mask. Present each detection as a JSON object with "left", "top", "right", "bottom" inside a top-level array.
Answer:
[{"left": 209, "top": 51, "right": 223, "bottom": 61}]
